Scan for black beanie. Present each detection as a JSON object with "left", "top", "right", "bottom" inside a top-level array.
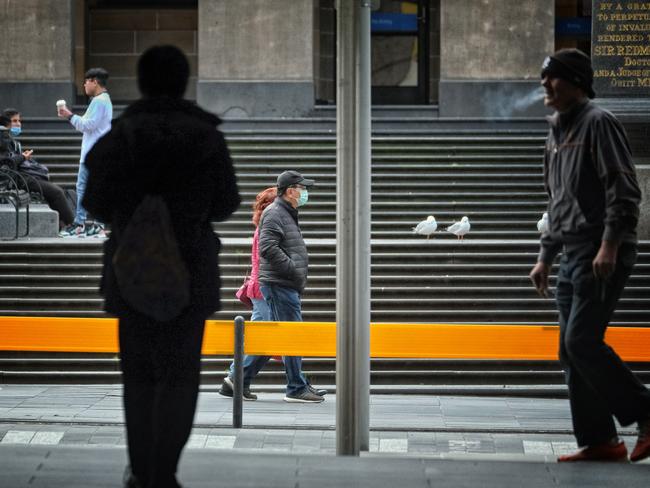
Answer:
[{"left": 541, "top": 48, "right": 595, "bottom": 99}]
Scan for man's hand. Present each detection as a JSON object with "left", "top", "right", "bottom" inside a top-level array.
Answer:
[
  {"left": 593, "top": 240, "right": 618, "bottom": 281},
  {"left": 22, "top": 149, "right": 33, "bottom": 160},
  {"left": 529, "top": 261, "right": 551, "bottom": 298},
  {"left": 58, "top": 106, "right": 73, "bottom": 119}
]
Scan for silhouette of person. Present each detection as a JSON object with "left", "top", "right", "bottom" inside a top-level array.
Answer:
[{"left": 83, "top": 45, "right": 240, "bottom": 487}]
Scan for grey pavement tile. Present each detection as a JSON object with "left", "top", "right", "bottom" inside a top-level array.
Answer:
[
  {"left": 492, "top": 438, "right": 525, "bottom": 454},
  {"left": 59, "top": 425, "right": 99, "bottom": 434},
  {"left": 407, "top": 432, "right": 435, "bottom": 441},
  {"left": 320, "top": 439, "right": 336, "bottom": 449},
  {"left": 60, "top": 433, "right": 93, "bottom": 445},
  {"left": 88, "top": 435, "right": 122, "bottom": 445},
  {"left": 261, "top": 444, "right": 292, "bottom": 452},
  {"left": 264, "top": 435, "right": 295, "bottom": 445},
  {"left": 300, "top": 456, "right": 427, "bottom": 485},
  {"left": 548, "top": 462, "right": 650, "bottom": 488},
  {"left": 408, "top": 444, "right": 439, "bottom": 454},
  {"left": 423, "top": 460, "right": 556, "bottom": 488},
  {"left": 234, "top": 437, "right": 264, "bottom": 449},
  {"left": 293, "top": 435, "right": 323, "bottom": 448},
  {"left": 377, "top": 431, "right": 408, "bottom": 439},
  {"left": 95, "top": 425, "right": 125, "bottom": 435},
  {"left": 208, "top": 427, "right": 241, "bottom": 436}
]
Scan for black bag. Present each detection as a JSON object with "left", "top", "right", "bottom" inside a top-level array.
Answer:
[
  {"left": 19, "top": 159, "right": 50, "bottom": 181},
  {"left": 112, "top": 194, "right": 191, "bottom": 322}
]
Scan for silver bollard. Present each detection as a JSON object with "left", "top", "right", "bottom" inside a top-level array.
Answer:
[{"left": 233, "top": 315, "right": 245, "bottom": 428}]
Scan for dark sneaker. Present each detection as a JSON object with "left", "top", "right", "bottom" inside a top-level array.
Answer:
[
  {"left": 219, "top": 376, "right": 257, "bottom": 401},
  {"left": 59, "top": 223, "right": 85, "bottom": 238},
  {"left": 284, "top": 389, "right": 324, "bottom": 403},
  {"left": 308, "top": 385, "right": 328, "bottom": 396},
  {"left": 85, "top": 222, "right": 106, "bottom": 238}
]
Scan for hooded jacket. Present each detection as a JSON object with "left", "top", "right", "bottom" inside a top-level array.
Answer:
[{"left": 83, "top": 97, "right": 240, "bottom": 317}]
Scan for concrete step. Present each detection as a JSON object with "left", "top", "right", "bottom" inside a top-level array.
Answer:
[
  {"left": 0, "top": 204, "right": 59, "bottom": 239},
  {"left": 2, "top": 353, "right": 649, "bottom": 390}
]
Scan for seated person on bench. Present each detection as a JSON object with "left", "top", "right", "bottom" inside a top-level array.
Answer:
[{"left": 0, "top": 109, "right": 74, "bottom": 229}]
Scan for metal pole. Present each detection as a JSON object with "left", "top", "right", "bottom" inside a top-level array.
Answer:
[
  {"left": 336, "top": 0, "right": 371, "bottom": 456},
  {"left": 233, "top": 315, "right": 245, "bottom": 428}
]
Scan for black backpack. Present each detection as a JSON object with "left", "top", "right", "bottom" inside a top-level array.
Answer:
[{"left": 112, "top": 194, "right": 190, "bottom": 322}]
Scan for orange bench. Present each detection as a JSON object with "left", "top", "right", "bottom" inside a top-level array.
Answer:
[{"left": 2, "top": 316, "right": 650, "bottom": 361}]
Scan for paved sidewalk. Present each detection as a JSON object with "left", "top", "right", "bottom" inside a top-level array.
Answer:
[
  {"left": 2, "top": 385, "right": 649, "bottom": 487},
  {"left": 0, "top": 385, "right": 645, "bottom": 459},
  {"left": 0, "top": 384, "right": 638, "bottom": 434},
  {"left": 1, "top": 444, "right": 649, "bottom": 488}
]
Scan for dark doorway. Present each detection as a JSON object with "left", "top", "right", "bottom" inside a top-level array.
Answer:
[{"left": 371, "top": 0, "right": 429, "bottom": 104}]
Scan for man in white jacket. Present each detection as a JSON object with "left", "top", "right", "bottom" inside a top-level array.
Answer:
[{"left": 58, "top": 67, "right": 113, "bottom": 237}]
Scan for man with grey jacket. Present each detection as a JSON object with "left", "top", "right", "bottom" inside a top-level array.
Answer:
[
  {"left": 530, "top": 48, "right": 650, "bottom": 463},
  {"left": 258, "top": 170, "right": 324, "bottom": 403}
]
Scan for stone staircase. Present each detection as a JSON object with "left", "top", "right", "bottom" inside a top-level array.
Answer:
[{"left": 2, "top": 114, "right": 649, "bottom": 393}]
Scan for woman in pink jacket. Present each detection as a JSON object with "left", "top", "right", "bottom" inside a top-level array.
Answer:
[{"left": 219, "top": 187, "right": 278, "bottom": 401}]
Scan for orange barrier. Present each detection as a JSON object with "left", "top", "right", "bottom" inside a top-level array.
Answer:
[{"left": 1, "top": 316, "right": 650, "bottom": 361}]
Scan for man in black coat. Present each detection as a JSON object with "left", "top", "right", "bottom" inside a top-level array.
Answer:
[
  {"left": 258, "top": 170, "right": 325, "bottom": 403},
  {"left": 83, "top": 45, "right": 240, "bottom": 488}
]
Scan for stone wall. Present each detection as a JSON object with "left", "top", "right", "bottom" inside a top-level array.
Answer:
[
  {"left": 88, "top": 8, "right": 198, "bottom": 101},
  {"left": 438, "top": 0, "right": 554, "bottom": 117},
  {"left": 429, "top": 0, "right": 441, "bottom": 103},
  {"left": 0, "top": 0, "right": 75, "bottom": 116},
  {"left": 197, "top": 0, "right": 315, "bottom": 117}
]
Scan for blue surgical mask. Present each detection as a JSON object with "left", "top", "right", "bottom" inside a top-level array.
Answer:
[
  {"left": 297, "top": 188, "right": 309, "bottom": 207},
  {"left": 10, "top": 127, "right": 21, "bottom": 136}
]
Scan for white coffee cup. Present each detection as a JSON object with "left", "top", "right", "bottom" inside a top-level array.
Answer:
[{"left": 56, "top": 100, "right": 67, "bottom": 114}]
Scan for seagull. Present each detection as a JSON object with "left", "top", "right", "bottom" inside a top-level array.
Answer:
[
  {"left": 446, "top": 216, "right": 470, "bottom": 240},
  {"left": 413, "top": 215, "right": 437, "bottom": 239},
  {"left": 537, "top": 212, "right": 549, "bottom": 233}
]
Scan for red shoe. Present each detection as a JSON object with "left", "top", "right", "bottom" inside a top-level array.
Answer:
[
  {"left": 630, "top": 419, "right": 650, "bottom": 462},
  {"left": 557, "top": 441, "right": 628, "bottom": 462}
]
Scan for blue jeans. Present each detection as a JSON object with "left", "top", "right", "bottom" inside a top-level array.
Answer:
[
  {"left": 261, "top": 285, "right": 309, "bottom": 396},
  {"left": 228, "top": 298, "right": 273, "bottom": 388},
  {"left": 74, "top": 161, "right": 88, "bottom": 224},
  {"left": 228, "top": 295, "right": 309, "bottom": 393}
]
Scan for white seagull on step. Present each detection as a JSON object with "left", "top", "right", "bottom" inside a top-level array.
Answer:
[
  {"left": 537, "top": 212, "right": 549, "bottom": 233},
  {"left": 446, "top": 216, "right": 470, "bottom": 240},
  {"left": 413, "top": 215, "right": 437, "bottom": 238}
]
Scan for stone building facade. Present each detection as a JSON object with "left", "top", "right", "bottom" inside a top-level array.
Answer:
[{"left": 0, "top": 0, "right": 642, "bottom": 119}]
